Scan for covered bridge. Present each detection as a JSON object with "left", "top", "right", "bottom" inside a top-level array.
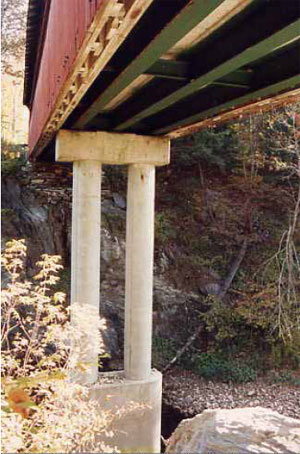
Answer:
[{"left": 24, "top": 0, "right": 300, "bottom": 451}]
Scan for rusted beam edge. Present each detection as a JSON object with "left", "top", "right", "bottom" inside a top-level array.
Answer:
[
  {"left": 162, "top": 78, "right": 300, "bottom": 138},
  {"left": 30, "top": 0, "right": 154, "bottom": 160}
]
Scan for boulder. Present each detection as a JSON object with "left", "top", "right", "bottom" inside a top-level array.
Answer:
[
  {"left": 198, "top": 267, "right": 222, "bottom": 296},
  {"left": 112, "top": 192, "right": 126, "bottom": 209},
  {"left": 166, "top": 407, "right": 300, "bottom": 454}
]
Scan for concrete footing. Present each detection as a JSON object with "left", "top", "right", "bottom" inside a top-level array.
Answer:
[{"left": 90, "top": 370, "right": 162, "bottom": 453}]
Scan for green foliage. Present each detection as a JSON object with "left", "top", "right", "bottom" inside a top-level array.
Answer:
[
  {"left": 1, "top": 156, "right": 24, "bottom": 176},
  {"left": 102, "top": 211, "right": 125, "bottom": 237},
  {"left": 103, "top": 164, "right": 127, "bottom": 191},
  {"left": 1, "top": 208, "right": 15, "bottom": 218},
  {"left": 200, "top": 298, "right": 245, "bottom": 344},
  {"left": 232, "top": 106, "right": 300, "bottom": 182},
  {"left": 270, "top": 334, "right": 300, "bottom": 370},
  {"left": 1, "top": 142, "right": 27, "bottom": 175},
  {"left": 155, "top": 212, "right": 176, "bottom": 243},
  {"left": 269, "top": 370, "right": 300, "bottom": 386},
  {"left": 152, "top": 336, "right": 176, "bottom": 370},
  {"left": 55, "top": 267, "right": 71, "bottom": 295},
  {"left": 172, "top": 126, "right": 238, "bottom": 171},
  {"left": 190, "top": 352, "right": 257, "bottom": 383}
]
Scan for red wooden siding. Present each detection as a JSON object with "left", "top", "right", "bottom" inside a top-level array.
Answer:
[{"left": 28, "top": 0, "right": 103, "bottom": 154}]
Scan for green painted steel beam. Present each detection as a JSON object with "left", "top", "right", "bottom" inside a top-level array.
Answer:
[
  {"left": 145, "top": 62, "right": 252, "bottom": 85},
  {"left": 146, "top": 59, "right": 189, "bottom": 80},
  {"left": 107, "top": 60, "right": 190, "bottom": 81},
  {"left": 105, "top": 61, "right": 252, "bottom": 84},
  {"left": 153, "top": 75, "right": 300, "bottom": 134},
  {"left": 218, "top": 69, "right": 253, "bottom": 86},
  {"left": 73, "top": 0, "right": 226, "bottom": 128},
  {"left": 212, "top": 81, "right": 249, "bottom": 88},
  {"left": 114, "top": 19, "right": 300, "bottom": 132}
]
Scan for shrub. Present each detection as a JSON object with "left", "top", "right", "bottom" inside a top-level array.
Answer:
[
  {"left": 1, "top": 239, "right": 119, "bottom": 453},
  {"left": 1, "top": 142, "right": 27, "bottom": 175},
  {"left": 269, "top": 370, "right": 300, "bottom": 386},
  {"left": 191, "top": 352, "right": 257, "bottom": 383},
  {"left": 155, "top": 212, "right": 176, "bottom": 244},
  {"left": 1, "top": 156, "right": 25, "bottom": 176},
  {"left": 152, "top": 336, "right": 177, "bottom": 370},
  {"left": 172, "top": 127, "right": 238, "bottom": 172}
]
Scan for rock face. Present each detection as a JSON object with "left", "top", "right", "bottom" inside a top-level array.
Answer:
[
  {"left": 2, "top": 174, "right": 72, "bottom": 272},
  {"left": 166, "top": 407, "right": 300, "bottom": 454}
]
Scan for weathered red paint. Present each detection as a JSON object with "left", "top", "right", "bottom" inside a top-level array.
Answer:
[{"left": 28, "top": 0, "right": 103, "bottom": 155}]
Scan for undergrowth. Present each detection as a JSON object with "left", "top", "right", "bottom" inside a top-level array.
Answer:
[{"left": 188, "top": 352, "right": 257, "bottom": 384}]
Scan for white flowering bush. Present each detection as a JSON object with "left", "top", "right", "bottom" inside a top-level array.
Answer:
[{"left": 1, "top": 239, "right": 118, "bottom": 453}]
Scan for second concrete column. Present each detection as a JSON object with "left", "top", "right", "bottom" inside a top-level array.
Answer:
[
  {"left": 71, "top": 159, "right": 102, "bottom": 384},
  {"left": 124, "top": 164, "right": 155, "bottom": 380}
]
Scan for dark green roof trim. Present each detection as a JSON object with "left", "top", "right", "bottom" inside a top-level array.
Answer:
[{"left": 24, "top": 0, "right": 49, "bottom": 107}]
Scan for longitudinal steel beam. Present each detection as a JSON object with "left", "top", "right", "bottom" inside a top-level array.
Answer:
[
  {"left": 113, "top": 20, "right": 300, "bottom": 131},
  {"left": 153, "top": 75, "right": 300, "bottom": 135},
  {"left": 73, "top": 0, "right": 226, "bottom": 129}
]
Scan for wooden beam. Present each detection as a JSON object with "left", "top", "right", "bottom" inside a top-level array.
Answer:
[
  {"left": 113, "top": 20, "right": 300, "bottom": 131},
  {"left": 32, "top": 0, "right": 155, "bottom": 159},
  {"left": 73, "top": 0, "right": 226, "bottom": 128},
  {"left": 167, "top": 87, "right": 300, "bottom": 139},
  {"left": 55, "top": 130, "right": 170, "bottom": 166},
  {"left": 163, "top": 0, "right": 253, "bottom": 59},
  {"left": 154, "top": 75, "right": 300, "bottom": 136}
]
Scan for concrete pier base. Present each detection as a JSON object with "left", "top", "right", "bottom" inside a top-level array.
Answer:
[
  {"left": 56, "top": 130, "right": 170, "bottom": 452},
  {"left": 90, "top": 370, "right": 162, "bottom": 453}
]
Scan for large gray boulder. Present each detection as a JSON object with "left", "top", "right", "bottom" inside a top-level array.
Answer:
[{"left": 166, "top": 407, "right": 300, "bottom": 454}]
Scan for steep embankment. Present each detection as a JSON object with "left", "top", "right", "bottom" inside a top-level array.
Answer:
[{"left": 2, "top": 146, "right": 299, "bottom": 417}]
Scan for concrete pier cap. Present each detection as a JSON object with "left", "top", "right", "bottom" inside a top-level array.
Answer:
[{"left": 56, "top": 130, "right": 170, "bottom": 452}]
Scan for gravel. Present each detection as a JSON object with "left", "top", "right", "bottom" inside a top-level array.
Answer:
[{"left": 163, "top": 368, "right": 300, "bottom": 420}]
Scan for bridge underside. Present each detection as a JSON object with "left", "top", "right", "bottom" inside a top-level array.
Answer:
[{"left": 25, "top": 0, "right": 300, "bottom": 161}]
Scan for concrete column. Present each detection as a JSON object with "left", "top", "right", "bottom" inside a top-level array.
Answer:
[
  {"left": 71, "top": 159, "right": 102, "bottom": 384},
  {"left": 125, "top": 164, "right": 155, "bottom": 380}
]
